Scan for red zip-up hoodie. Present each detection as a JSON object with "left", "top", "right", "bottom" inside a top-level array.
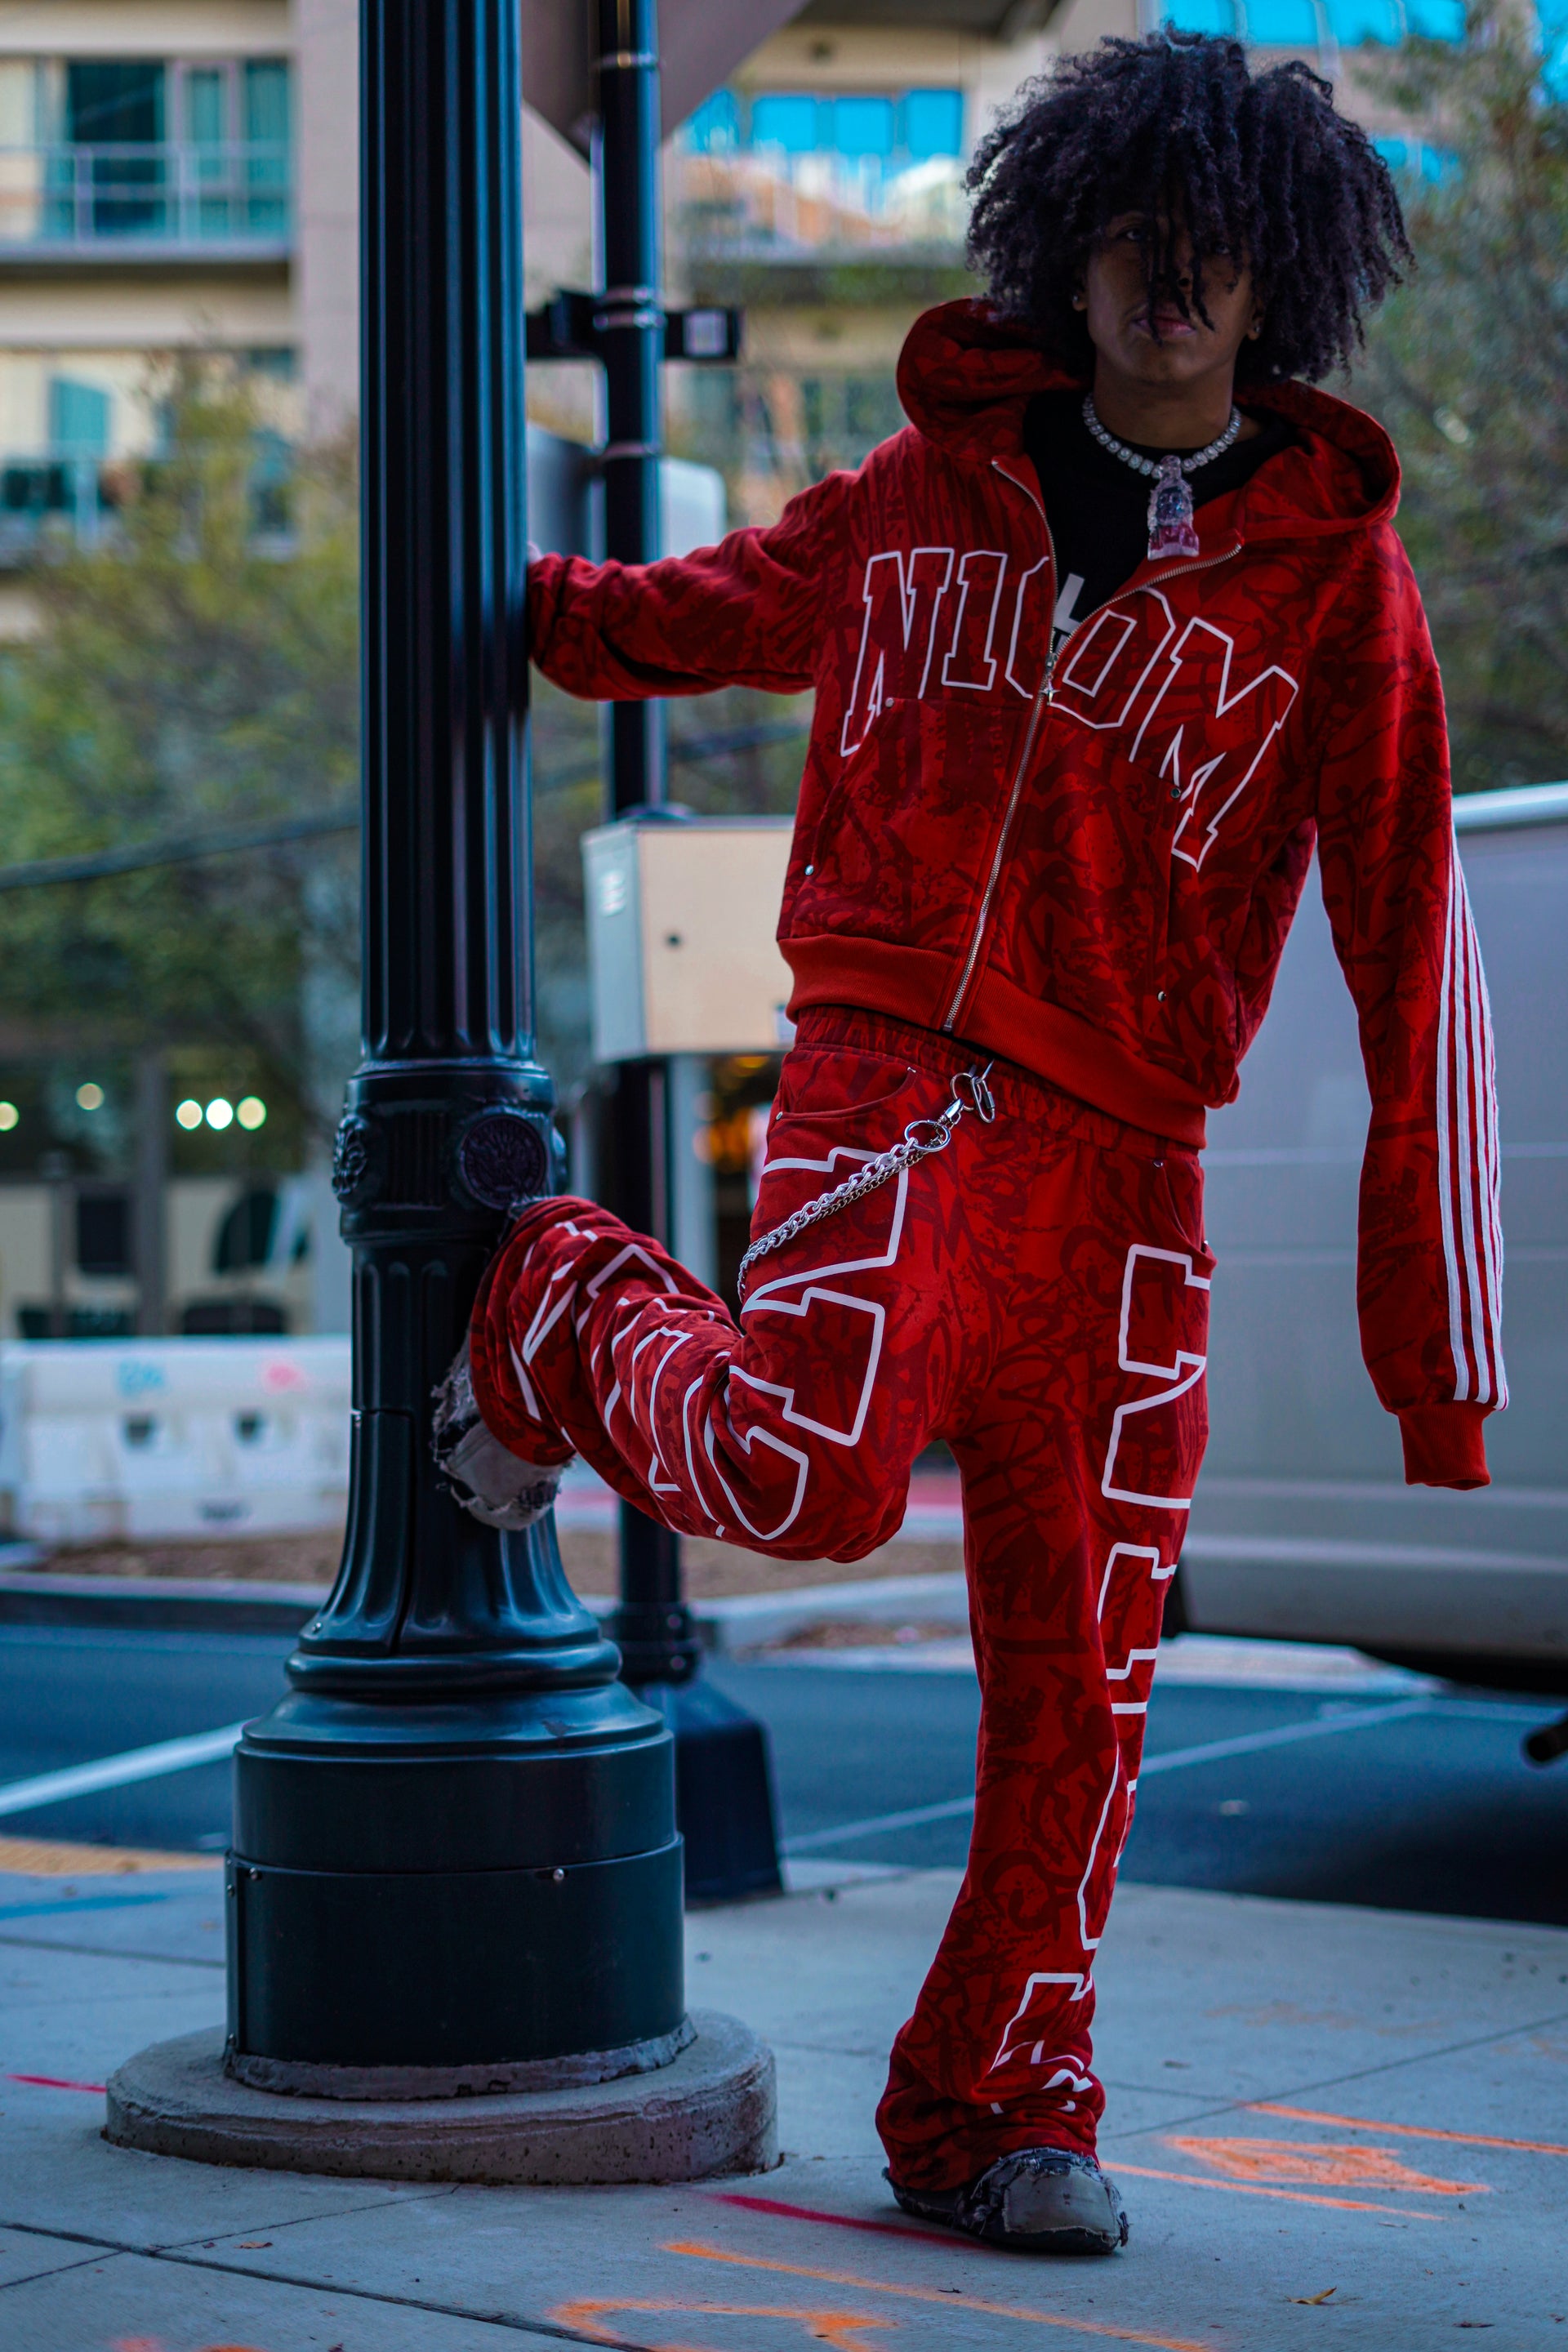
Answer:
[{"left": 530, "top": 300, "right": 1504, "bottom": 1489}]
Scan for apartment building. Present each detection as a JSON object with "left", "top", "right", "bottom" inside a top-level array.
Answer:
[
  {"left": 0, "top": 2, "right": 1464, "bottom": 555},
  {"left": 0, "top": 7, "right": 280, "bottom": 631},
  {"left": 667, "top": 0, "right": 1467, "bottom": 512}
]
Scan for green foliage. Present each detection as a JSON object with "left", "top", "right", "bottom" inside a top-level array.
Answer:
[
  {"left": 1360, "top": 11, "right": 1568, "bottom": 791},
  {"left": 0, "top": 356, "right": 811, "bottom": 1133},
  {"left": 0, "top": 360, "right": 360, "bottom": 1147}
]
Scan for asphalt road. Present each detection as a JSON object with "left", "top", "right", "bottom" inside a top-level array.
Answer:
[{"left": 2, "top": 1623, "right": 1566, "bottom": 1926}]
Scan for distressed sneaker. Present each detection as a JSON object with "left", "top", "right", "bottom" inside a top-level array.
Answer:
[
  {"left": 888, "top": 2148, "right": 1129, "bottom": 2256},
  {"left": 430, "top": 1338, "right": 568, "bottom": 1531}
]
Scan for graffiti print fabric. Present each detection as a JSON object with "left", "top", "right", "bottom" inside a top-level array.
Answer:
[
  {"left": 528, "top": 298, "right": 1502, "bottom": 1485},
  {"left": 470, "top": 1009, "right": 1212, "bottom": 2187}
]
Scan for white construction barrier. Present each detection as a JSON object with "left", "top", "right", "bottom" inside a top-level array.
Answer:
[{"left": 0, "top": 1338, "right": 351, "bottom": 1546}]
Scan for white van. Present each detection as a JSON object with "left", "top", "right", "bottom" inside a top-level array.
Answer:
[{"left": 1181, "top": 780, "right": 1568, "bottom": 1696}]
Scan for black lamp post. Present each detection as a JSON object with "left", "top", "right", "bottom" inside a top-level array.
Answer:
[{"left": 222, "top": 0, "right": 685, "bottom": 2080}]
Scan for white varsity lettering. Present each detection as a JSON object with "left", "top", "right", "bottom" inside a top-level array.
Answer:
[
  {"left": 1055, "top": 591, "right": 1178, "bottom": 729},
  {"left": 940, "top": 550, "right": 1009, "bottom": 690},
  {"left": 1129, "top": 618, "right": 1298, "bottom": 871},
  {"left": 1004, "top": 555, "right": 1050, "bottom": 697},
  {"left": 840, "top": 553, "right": 1299, "bottom": 863},
  {"left": 1101, "top": 1244, "right": 1210, "bottom": 1510},
  {"left": 839, "top": 546, "right": 954, "bottom": 755}
]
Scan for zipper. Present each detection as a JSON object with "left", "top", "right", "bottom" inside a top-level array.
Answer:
[
  {"left": 939, "top": 459, "right": 1056, "bottom": 1035},
  {"left": 938, "top": 463, "right": 1243, "bottom": 1037},
  {"left": 940, "top": 636, "right": 1057, "bottom": 1034}
]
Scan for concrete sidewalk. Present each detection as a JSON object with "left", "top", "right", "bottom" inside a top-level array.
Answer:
[{"left": 2, "top": 1861, "right": 1565, "bottom": 2350}]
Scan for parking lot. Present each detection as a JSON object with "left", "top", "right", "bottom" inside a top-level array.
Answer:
[{"left": 2, "top": 1619, "right": 1565, "bottom": 1930}]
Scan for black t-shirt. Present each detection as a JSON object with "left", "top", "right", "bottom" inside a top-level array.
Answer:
[{"left": 1022, "top": 388, "right": 1296, "bottom": 648}]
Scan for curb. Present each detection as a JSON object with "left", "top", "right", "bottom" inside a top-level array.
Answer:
[
  {"left": 0, "top": 1566, "right": 971, "bottom": 1646},
  {"left": 655, "top": 1570, "right": 969, "bottom": 1655},
  {"left": 0, "top": 1571, "right": 326, "bottom": 1635}
]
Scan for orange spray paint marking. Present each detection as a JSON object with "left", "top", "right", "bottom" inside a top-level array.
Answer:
[
  {"left": 1247, "top": 2103, "right": 1568, "bottom": 2158},
  {"left": 1115, "top": 2162, "right": 1446, "bottom": 2220},
  {"left": 664, "top": 2241, "right": 1219, "bottom": 2352},
  {"left": 1165, "top": 2136, "right": 1488, "bottom": 2196},
  {"left": 553, "top": 2296, "right": 891, "bottom": 2350}
]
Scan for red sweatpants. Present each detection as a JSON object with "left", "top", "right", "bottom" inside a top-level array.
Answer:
[{"left": 470, "top": 1008, "right": 1211, "bottom": 2189}]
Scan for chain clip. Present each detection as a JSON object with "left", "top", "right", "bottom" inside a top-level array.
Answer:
[{"left": 737, "top": 1064, "right": 996, "bottom": 1301}]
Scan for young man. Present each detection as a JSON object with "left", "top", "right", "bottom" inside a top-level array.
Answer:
[{"left": 436, "top": 33, "right": 1504, "bottom": 2254}]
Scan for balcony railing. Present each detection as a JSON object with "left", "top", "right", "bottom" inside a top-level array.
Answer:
[
  {"left": 0, "top": 457, "right": 119, "bottom": 564},
  {"left": 0, "top": 142, "right": 291, "bottom": 255},
  {"left": 0, "top": 444, "right": 293, "bottom": 567}
]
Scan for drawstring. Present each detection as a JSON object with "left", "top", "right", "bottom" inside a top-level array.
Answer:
[{"left": 737, "top": 1066, "right": 996, "bottom": 1301}]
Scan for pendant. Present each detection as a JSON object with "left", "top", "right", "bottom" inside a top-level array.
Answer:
[{"left": 1147, "top": 456, "right": 1200, "bottom": 561}]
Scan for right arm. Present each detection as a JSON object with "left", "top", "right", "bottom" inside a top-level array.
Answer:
[{"left": 528, "top": 469, "right": 849, "bottom": 702}]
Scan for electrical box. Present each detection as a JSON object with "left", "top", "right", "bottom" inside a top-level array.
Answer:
[{"left": 582, "top": 815, "right": 795, "bottom": 1061}]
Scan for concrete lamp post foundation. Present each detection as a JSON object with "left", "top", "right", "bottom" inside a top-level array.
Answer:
[{"left": 104, "top": 2011, "right": 777, "bottom": 2185}]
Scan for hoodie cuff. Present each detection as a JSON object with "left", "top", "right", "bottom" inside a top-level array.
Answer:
[{"left": 1398, "top": 1403, "right": 1491, "bottom": 1490}]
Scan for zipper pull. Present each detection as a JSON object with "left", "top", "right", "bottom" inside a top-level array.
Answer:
[{"left": 1041, "top": 644, "right": 1060, "bottom": 707}]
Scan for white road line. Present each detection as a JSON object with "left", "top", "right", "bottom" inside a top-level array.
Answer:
[
  {"left": 0, "top": 1722, "right": 248, "bottom": 1819},
  {"left": 783, "top": 1793, "right": 981, "bottom": 1852},
  {"left": 1137, "top": 1696, "right": 1434, "bottom": 1777},
  {"left": 779, "top": 1698, "right": 1434, "bottom": 1854}
]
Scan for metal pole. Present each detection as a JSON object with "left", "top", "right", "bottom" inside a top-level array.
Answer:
[
  {"left": 596, "top": 0, "right": 702, "bottom": 1690},
  {"left": 223, "top": 0, "right": 684, "bottom": 2082},
  {"left": 132, "top": 1049, "right": 166, "bottom": 1337},
  {"left": 592, "top": 0, "right": 781, "bottom": 1901},
  {"left": 41, "top": 1150, "right": 69, "bottom": 1339}
]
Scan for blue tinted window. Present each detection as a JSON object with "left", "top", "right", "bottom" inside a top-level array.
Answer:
[
  {"left": 904, "top": 87, "right": 964, "bottom": 158},
  {"left": 1404, "top": 0, "right": 1466, "bottom": 31},
  {"left": 1164, "top": 0, "right": 1239, "bottom": 31},
  {"left": 832, "top": 96, "right": 895, "bottom": 156},
  {"left": 1544, "top": 0, "right": 1568, "bottom": 95},
  {"left": 685, "top": 91, "right": 740, "bottom": 151},
  {"left": 751, "top": 94, "right": 822, "bottom": 153},
  {"left": 49, "top": 376, "right": 111, "bottom": 457},
  {"left": 1245, "top": 0, "right": 1320, "bottom": 39},
  {"left": 1325, "top": 0, "right": 1401, "bottom": 41}
]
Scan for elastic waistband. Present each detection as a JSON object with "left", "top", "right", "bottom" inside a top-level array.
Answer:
[
  {"left": 791, "top": 1005, "right": 1195, "bottom": 1163},
  {"left": 783, "top": 933, "right": 1209, "bottom": 1147}
]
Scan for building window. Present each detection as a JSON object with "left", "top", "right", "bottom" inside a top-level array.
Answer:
[
  {"left": 1163, "top": 0, "right": 1464, "bottom": 38},
  {"left": 679, "top": 85, "right": 968, "bottom": 252},
  {"left": 1374, "top": 133, "right": 1459, "bottom": 176},
  {"left": 905, "top": 88, "right": 965, "bottom": 160},
  {"left": 687, "top": 87, "right": 965, "bottom": 163},
  {"left": 1243, "top": 0, "right": 1321, "bottom": 41},
  {"left": 0, "top": 56, "right": 291, "bottom": 251}
]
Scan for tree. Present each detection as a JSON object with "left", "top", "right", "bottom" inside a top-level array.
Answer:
[
  {"left": 1360, "top": 8, "right": 1568, "bottom": 791},
  {"left": 0, "top": 360, "right": 808, "bottom": 1133},
  {"left": 0, "top": 360, "right": 360, "bottom": 1156}
]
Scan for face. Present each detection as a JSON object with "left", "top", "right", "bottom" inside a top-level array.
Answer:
[{"left": 1080, "top": 210, "right": 1262, "bottom": 395}]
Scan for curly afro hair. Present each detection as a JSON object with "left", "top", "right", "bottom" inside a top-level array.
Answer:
[{"left": 966, "top": 32, "right": 1410, "bottom": 384}]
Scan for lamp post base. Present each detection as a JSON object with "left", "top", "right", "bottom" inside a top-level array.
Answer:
[{"left": 104, "top": 2012, "right": 777, "bottom": 2185}]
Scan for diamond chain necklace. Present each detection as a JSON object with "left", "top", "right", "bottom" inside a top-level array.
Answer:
[{"left": 1081, "top": 393, "right": 1242, "bottom": 562}]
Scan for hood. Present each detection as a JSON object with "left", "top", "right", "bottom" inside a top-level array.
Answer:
[{"left": 896, "top": 298, "right": 1400, "bottom": 538}]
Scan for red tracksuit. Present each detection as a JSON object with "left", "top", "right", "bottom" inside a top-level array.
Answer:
[{"left": 473, "top": 300, "right": 1504, "bottom": 2187}]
